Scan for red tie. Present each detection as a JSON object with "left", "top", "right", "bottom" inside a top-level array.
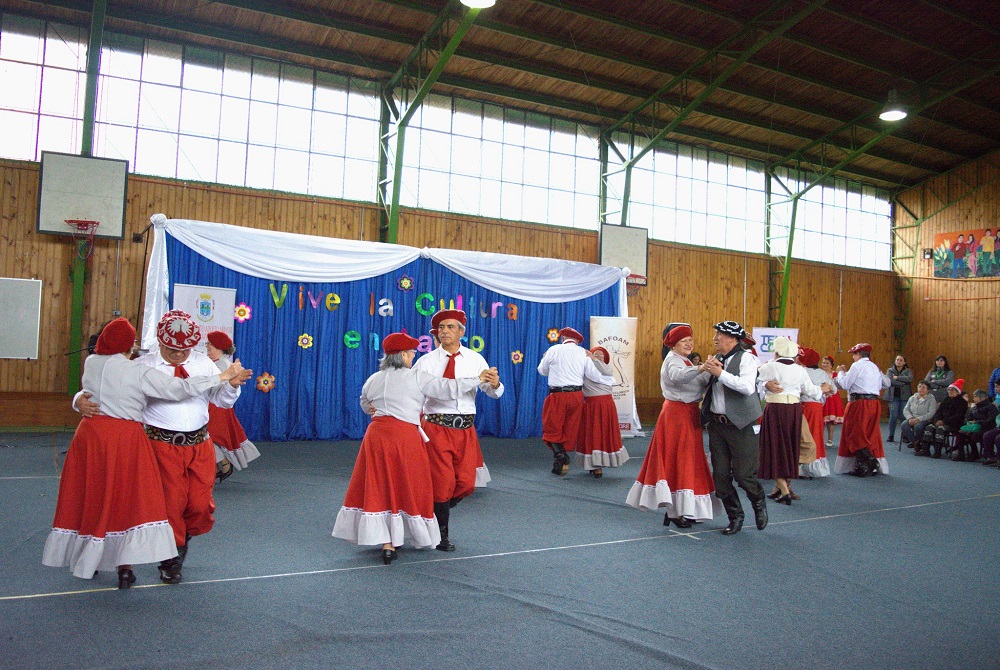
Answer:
[
  {"left": 443, "top": 352, "right": 460, "bottom": 379},
  {"left": 172, "top": 364, "right": 189, "bottom": 379},
  {"left": 684, "top": 359, "right": 693, "bottom": 367}
]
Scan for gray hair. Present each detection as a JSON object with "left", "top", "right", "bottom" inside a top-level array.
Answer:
[{"left": 379, "top": 352, "right": 407, "bottom": 370}]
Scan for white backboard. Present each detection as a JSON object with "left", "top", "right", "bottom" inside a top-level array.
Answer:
[
  {"left": 37, "top": 151, "right": 128, "bottom": 240},
  {"left": 599, "top": 223, "right": 648, "bottom": 280}
]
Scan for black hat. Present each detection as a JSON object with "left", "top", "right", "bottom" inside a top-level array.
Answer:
[{"left": 713, "top": 320, "right": 745, "bottom": 338}]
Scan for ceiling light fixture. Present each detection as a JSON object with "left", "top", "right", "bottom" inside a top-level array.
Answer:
[
  {"left": 460, "top": 0, "right": 496, "bottom": 7},
  {"left": 879, "top": 89, "right": 907, "bottom": 122}
]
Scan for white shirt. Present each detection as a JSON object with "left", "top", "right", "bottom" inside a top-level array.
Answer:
[
  {"left": 835, "top": 357, "right": 890, "bottom": 396},
  {"left": 582, "top": 358, "right": 615, "bottom": 397},
  {"left": 537, "top": 342, "right": 607, "bottom": 388},
  {"left": 709, "top": 348, "right": 760, "bottom": 415},
  {"left": 360, "top": 367, "right": 481, "bottom": 426},
  {"left": 75, "top": 354, "right": 225, "bottom": 422},
  {"left": 758, "top": 359, "right": 822, "bottom": 402},
  {"left": 136, "top": 350, "right": 240, "bottom": 430},
  {"left": 412, "top": 345, "right": 504, "bottom": 415},
  {"left": 661, "top": 350, "right": 709, "bottom": 403}
]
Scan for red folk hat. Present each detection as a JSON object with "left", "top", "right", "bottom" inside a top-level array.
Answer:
[
  {"left": 95, "top": 317, "right": 136, "bottom": 356},
  {"left": 383, "top": 332, "right": 419, "bottom": 354},
  {"left": 848, "top": 342, "right": 873, "bottom": 354},
  {"left": 207, "top": 331, "right": 233, "bottom": 351},
  {"left": 558, "top": 327, "right": 583, "bottom": 343},
  {"left": 663, "top": 323, "right": 693, "bottom": 348},
  {"left": 591, "top": 346, "right": 610, "bottom": 364},
  {"left": 156, "top": 310, "right": 201, "bottom": 350},
  {"left": 949, "top": 378, "right": 965, "bottom": 393},
  {"left": 798, "top": 347, "right": 821, "bottom": 368},
  {"left": 431, "top": 309, "right": 467, "bottom": 330}
]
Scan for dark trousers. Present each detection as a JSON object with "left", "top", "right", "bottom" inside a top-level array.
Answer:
[
  {"left": 900, "top": 419, "right": 932, "bottom": 445},
  {"left": 707, "top": 420, "right": 764, "bottom": 518},
  {"left": 983, "top": 427, "right": 1000, "bottom": 460}
]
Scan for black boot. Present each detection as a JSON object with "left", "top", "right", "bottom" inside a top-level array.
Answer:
[
  {"left": 434, "top": 502, "right": 455, "bottom": 552},
  {"left": 158, "top": 557, "right": 182, "bottom": 584},
  {"left": 852, "top": 448, "right": 880, "bottom": 476},
  {"left": 750, "top": 496, "right": 768, "bottom": 531},
  {"left": 930, "top": 433, "right": 945, "bottom": 459},
  {"left": 551, "top": 443, "right": 570, "bottom": 476},
  {"left": 177, "top": 534, "right": 191, "bottom": 565},
  {"left": 719, "top": 494, "right": 744, "bottom": 536}
]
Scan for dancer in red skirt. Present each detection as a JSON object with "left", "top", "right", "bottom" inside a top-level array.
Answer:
[
  {"left": 205, "top": 331, "right": 260, "bottom": 481},
  {"left": 834, "top": 343, "right": 890, "bottom": 476},
  {"left": 333, "top": 333, "right": 492, "bottom": 565},
  {"left": 626, "top": 323, "right": 718, "bottom": 528},
  {"left": 576, "top": 346, "right": 629, "bottom": 477},
  {"left": 798, "top": 347, "right": 831, "bottom": 479},
  {"left": 821, "top": 355, "right": 845, "bottom": 447},
  {"left": 49, "top": 318, "right": 248, "bottom": 588}
]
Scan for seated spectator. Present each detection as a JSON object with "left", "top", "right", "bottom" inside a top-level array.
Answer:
[
  {"left": 979, "top": 381, "right": 1000, "bottom": 466},
  {"left": 952, "top": 389, "right": 999, "bottom": 461},
  {"left": 900, "top": 381, "right": 937, "bottom": 449},
  {"left": 923, "top": 355, "right": 955, "bottom": 403},
  {"left": 919, "top": 379, "right": 967, "bottom": 458}
]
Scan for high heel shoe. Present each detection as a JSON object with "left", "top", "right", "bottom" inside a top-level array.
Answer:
[
  {"left": 775, "top": 494, "right": 792, "bottom": 506},
  {"left": 789, "top": 489, "right": 800, "bottom": 501},
  {"left": 381, "top": 549, "right": 397, "bottom": 565},
  {"left": 766, "top": 489, "right": 781, "bottom": 500},
  {"left": 117, "top": 566, "right": 136, "bottom": 589}
]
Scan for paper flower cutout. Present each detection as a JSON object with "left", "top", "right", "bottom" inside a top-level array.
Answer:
[
  {"left": 256, "top": 372, "right": 275, "bottom": 393},
  {"left": 298, "top": 333, "right": 314, "bottom": 349},
  {"left": 234, "top": 303, "right": 252, "bottom": 322},
  {"left": 511, "top": 350, "right": 524, "bottom": 364},
  {"left": 546, "top": 328, "right": 560, "bottom": 343},
  {"left": 397, "top": 275, "right": 415, "bottom": 291}
]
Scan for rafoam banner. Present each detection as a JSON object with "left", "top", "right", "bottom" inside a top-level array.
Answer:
[
  {"left": 589, "top": 316, "right": 642, "bottom": 437},
  {"left": 749, "top": 326, "right": 799, "bottom": 364},
  {"left": 173, "top": 283, "right": 236, "bottom": 355}
]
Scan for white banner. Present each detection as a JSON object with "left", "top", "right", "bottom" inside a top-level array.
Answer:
[
  {"left": 589, "top": 316, "right": 642, "bottom": 437},
  {"left": 750, "top": 327, "right": 799, "bottom": 364},
  {"left": 173, "top": 283, "right": 237, "bottom": 354}
]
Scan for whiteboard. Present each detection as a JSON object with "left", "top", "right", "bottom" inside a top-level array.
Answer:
[
  {"left": 37, "top": 151, "right": 128, "bottom": 240},
  {"left": 0, "top": 278, "right": 42, "bottom": 359},
  {"left": 599, "top": 223, "right": 648, "bottom": 279}
]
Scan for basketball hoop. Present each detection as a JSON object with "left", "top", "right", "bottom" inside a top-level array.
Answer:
[
  {"left": 625, "top": 273, "right": 646, "bottom": 297},
  {"left": 65, "top": 219, "right": 100, "bottom": 260}
]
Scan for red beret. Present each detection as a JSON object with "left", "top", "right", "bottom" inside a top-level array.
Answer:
[
  {"left": 207, "top": 331, "right": 233, "bottom": 351},
  {"left": 156, "top": 310, "right": 201, "bottom": 350},
  {"left": 383, "top": 332, "right": 419, "bottom": 355},
  {"left": 591, "top": 346, "right": 610, "bottom": 364},
  {"left": 848, "top": 342, "right": 873, "bottom": 354},
  {"left": 95, "top": 318, "right": 136, "bottom": 356},
  {"left": 663, "top": 324, "right": 693, "bottom": 348},
  {"left": 798, "top": 347, "right": 821, "bottom": 368},
  {"left": 431, "top": 309, "right": 467, "bottom": 330},
  {"left": 558, "top": 327, "right": 583, "bottom": 343}
]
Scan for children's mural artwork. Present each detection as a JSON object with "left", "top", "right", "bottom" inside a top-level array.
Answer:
[{"left": 932, "top": 228, "right": 1000, "bottom": 278}]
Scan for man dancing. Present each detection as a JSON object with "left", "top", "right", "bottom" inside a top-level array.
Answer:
[
  {"left": 834, "top": 343, "right": 890, "bottom": 476},
  {"left": 412, "top": 310, "right": 502, "bottom": 552},
  {"left": 537, "top": 326, "right": 609, "bottom": 476},
  {"left": 700, "top": 320, "right": 768, "bottom": 536}
]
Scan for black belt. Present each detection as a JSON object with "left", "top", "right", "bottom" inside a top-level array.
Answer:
[
  {"left": 424, "top": 413, "right": 475, "bottom": 430},
  {"left": 849, "top": 393, "right": 879, "bottom": 402},
  {"left": 144, "top": 424, "right": 209, "bottom": 446},
  {"left": 548, "top": 385, "right": 583, "bottom": 394},
  {"left": 708, "top": 412, "right": 732, "bottom": 425}
]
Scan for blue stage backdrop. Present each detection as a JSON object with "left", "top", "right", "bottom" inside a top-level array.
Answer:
[{"left": 165, "top": 234, "right": 620, "bottom": 441}]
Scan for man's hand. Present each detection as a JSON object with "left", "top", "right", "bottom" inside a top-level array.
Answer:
[
  {"left": 75, "top": 392, "right": 102, "bottom": 418},
  {"left": 224, "top": 358, "right": 253, "bottom": 387},
  {"left": 482, "top": 367, "right": 500, "bottom": 389},
  {"left": 703, "top": 357, "right": 724, "bottom": 378}
]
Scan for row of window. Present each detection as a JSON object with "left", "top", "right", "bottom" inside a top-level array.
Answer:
[{"left": 0, "top": 12, "right": 895, "bottom": 270}]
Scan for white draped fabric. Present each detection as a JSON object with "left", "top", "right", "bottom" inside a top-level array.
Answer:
[{"left": 142, "top": 214, "right": 630, "bottom": 349}]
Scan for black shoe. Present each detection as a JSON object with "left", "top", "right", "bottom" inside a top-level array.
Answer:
[
  {"left": 766, "top": 489, "right": 781, "bottom": 500},
  {"left": 216, "top": 461, "right": 234, "bottom": 483},
  {"left": 775, "top": 494, "right": 792, "bottom": 505},
  {"left": 158, "top": 557, "right": 182, "bottom": 584},
  {"left": 551, "top": 451, "right": 570, "bottom": 476},
  {"left": 886, "top": 436, "right": 894, "bottom": 443},
  {"left": 590, "top": 468, "right": 603, "bottom": 478},
  {"left": 117, "top": 566, "right": 136, "bottom": 590},
  {"left": 721, "top": 516, "right": 744, "bottom": 536},
  {"left": 436, "top": 538, "right": 456, "bottom": 552},
  {"left": 666, "top": 516, "right": 693, "bottom": 529},
  {"left": 382, "top": 549, "right": 397, "bottom": 565}
]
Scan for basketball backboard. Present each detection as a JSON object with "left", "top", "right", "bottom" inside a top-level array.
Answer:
[{"left": 37, "top": 152, "right": 128, "bottom": 240}]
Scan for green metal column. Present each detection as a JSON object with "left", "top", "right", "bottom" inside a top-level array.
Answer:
[
  {"left": 68, "top": 0, "right": 107, "bottom": 395},
  {"left": 377, "top": 91, "right": 393, "bottom": 242}
]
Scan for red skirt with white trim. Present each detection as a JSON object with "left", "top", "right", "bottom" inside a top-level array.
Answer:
[
  {"left": 823, "top": 392, "right": 845, "bottom": 424},
  {"left": 835, "top": 398, "right": 889, "bottom": 475},
  {"left": 576, "top": 394, "right": 630, "bottom": 469},
  {"left": 42, "top": 416, "right": 178, "bottom": 578},
  {"left": 208, "top": 403, "right": 260, "bottom": 470},
  {"left": 625, "top": 399, "right": 719, "bottom": 520},
  {"left": 800, "top": 401, "right": 830, "bottom": 477},
  {"left": 333, "top": 416, "right": 440, "bottom": 549}
]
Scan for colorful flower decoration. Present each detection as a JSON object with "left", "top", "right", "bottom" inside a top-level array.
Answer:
[
  {"left": 256, "top": 372, "right": 275, "bottom": 393},
  {"left": 298, "top": 333, "right": 314, "bottom": 349},
  {"left": 234, "top": 303, "right": 252, "bottom": 322},
  {"left": 546, "top": 328, "right": 560, "bottom": 343},
  {"left": 511, "top": 350, "right": 524, "bottom": 364},
  {"left": 397, "top": 275, "right": 415, "bottom": 292}
]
